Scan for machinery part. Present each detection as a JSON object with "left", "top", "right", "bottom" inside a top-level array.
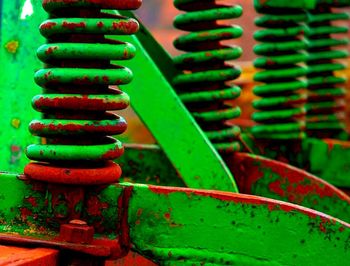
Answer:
[
  {"left": 117, "top": 145, "right": 350, "bottom": 222},
  {"left": 172, "top": 0, "right": 244, "bottom": 153},
  {"left": 126, "top": 183, "right": 350, "bottom": 265},
  {"left": 118, "top": 12, "right": 238, "bottom": 192},
  {"left": 227, "top": 152, "right": 350, "bottom": 223},
  {"left": 252, "top": 1, "right": 308, "bottom": 140},
  {"left": 0, "top": 246, "right": 58, "bottom": 266},
  {"left": 305, "top": 0, "right": 349, "bottom": 137},
  {"left": 24, "top": 0, "right": 141, "bottom": 185},
  {"left": 2, "top": 173, "right": 350, "bottom": 265}
]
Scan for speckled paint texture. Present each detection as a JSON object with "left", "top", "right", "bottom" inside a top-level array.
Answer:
[{"left": 0, "top": 0, "right": 46, "bottom": 172}]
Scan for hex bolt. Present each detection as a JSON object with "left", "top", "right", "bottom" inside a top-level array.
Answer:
[{"left": 60, "top": 219, "right": 94, "bottom": 244}]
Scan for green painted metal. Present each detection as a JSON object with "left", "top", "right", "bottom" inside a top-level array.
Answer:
[
  {"left": 37, "top": 43, "right": 136, "bottom": 62},
  {"left": 120, "top": 144, "right": 186, "bottom": 188},
  {"left": 242, "top": 133, "right": 350, "bottom": 189},
  {"left": 116, "top": 12, "right": 238, "bottom": 193},
  {"left": 26, "top": 138, "right": 123, "bottom": 161},
  {"left": 303, "top": 138, "right": 350, "bottom": 187},
  {"left": 248, "top": 0, "right": 350, "bottom": 192},
  {"left": 0, "top": 0, "right": 46, "bottom": 173},
  {"left": 305, "top": 0, "right": 349, "bottom": 137},
  {"left": 172, "top": 2, "right": 244, "bottom": 154},
  {"left": 24, "top": 1, "right": 141, "bottom": 187},
  {"left": 252, "top": 1, "right": 310, "bottom": 140},
  {"left": 254, "top": 0, "right": 317, "bottom": 9},
  {"left": 1, "top": 2, "right": 350, "bottom": 263},
  {"left": 127, "top": 183, "right": 350, "bottom": 265},
  {"left": 119, "top": 145, "right": 350, "bottom": 222},
  {"left": 0, "top": 173, "right": 34, "bottom": 226},
  {"left": 1, "top": 172, "right": 350, "bottom": 265},
  {"left": 228, "top": 152, "right": 350, "bottom": 223}
]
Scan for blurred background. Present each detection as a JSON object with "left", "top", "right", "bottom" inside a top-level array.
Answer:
[{"left": 121, "top": 0, "right": 350, "bottom": 144}]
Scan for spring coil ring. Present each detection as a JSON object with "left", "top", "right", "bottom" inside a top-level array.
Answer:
[
  {"left": 24, "top": 0, "right": 141, "bottom": 185},
  {"left": 305, "top": 0, "right": 349, "bottom": 137},
  {"left": 172, "top": 0, "right": 243, "bottom": 153},
  {"left": 252, "top": 5, "right": 308, "bottom": 140}
]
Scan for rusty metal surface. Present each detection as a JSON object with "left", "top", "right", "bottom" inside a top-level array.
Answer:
[
  {"left": 0, "top": 0, "right": 143, "bottom": 263},
  {"left": 227, "top": 152, "right": 350, "bottom": 222},
  {"left": 126, "top": 183, "right": 350, "bottom": 265},
  {"left": 245, "top": 0, "right": 350, "bottom": 195},
  {"left": 1, "top": 172, "right": 350, "bottom": 265},
  {"left": 241, "top": 133, "right": 350, "bottom": 190},
  {"left": 117, "top": 145, "right": 350, "bottom": 222},
  {"left": 24, "top": 0, "right": 141, "bottom": 186},
  {"left": 0, "top": 246, "right": 58, "bottom": 266},
  {"left": 1, "top": 1, "right": 350, "bottom": 265}
]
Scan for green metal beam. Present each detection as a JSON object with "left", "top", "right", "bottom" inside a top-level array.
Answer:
[
  {"left": 119, "top": 145, "right": 350, "bottom": 223},
  {"left": 116, "top": 12, "right": 238, "bottom": 192},
  {"left": 127, "top": 183, "right": 350, "bottom": 265},
  {"left": 1, "top": 173, "right": 350, "bottom": 265}
]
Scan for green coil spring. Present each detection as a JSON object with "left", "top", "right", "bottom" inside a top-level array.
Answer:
[
  {"left": 24, "top": 0, "right": 141, "bottom": 185},
  {"left": 252, "top": 4, "right": 308, "bottom": 140},
  {"left": 305, "top": 0, "right": 349, "bottom": 137},
  {"left": 172, "top": 0, "right": 243, "bottom": 153}
]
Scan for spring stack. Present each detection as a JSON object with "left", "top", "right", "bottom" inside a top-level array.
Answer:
[
  {"left": 24, "top": 0, "right": 141, "bottom": 185},
  {"left": 305, "top": 0, "right": 349, "bottom": 138},
  {"left": 252, "top": 2, "right": 308, "bottom": 140},
  {"left": 172, "top": 0, "right": 244, "bottom": 153}
]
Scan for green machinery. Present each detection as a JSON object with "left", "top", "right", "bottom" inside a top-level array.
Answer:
[{"left": 0, "top": 0, "right": 350, "bottom": 265}]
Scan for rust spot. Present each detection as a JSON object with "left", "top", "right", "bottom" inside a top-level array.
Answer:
[
  {"left": 62, "top": 21, "right": 86, "bottom": 30},
  {"left": 46, "top": 46, "right": 58, "bottom": 55},
  {"left": 5, "top": 40, "right": 19, "bottom": 54},
  {"left": 40, "top": 21, "right": 57, "bottom": 30}
]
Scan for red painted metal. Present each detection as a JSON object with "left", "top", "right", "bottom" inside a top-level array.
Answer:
[
  {"left": 0, "top": 233, "right": 117, "bottom": 258},
  {"left": 42, "top": 0, "right": 143, "bottom": 10},
  {"left": 16, "top": 0, "right": 142, "bottom": 263},
  {"left": 60, "top": 220, "right": 94, "bottom": 244},
  {"left": 229, "top": 152, "right": 350, "bottom": 204},
  {"left": 105, "top": 251, "right": 156, "bottom": 266},
  {"left": 25, "top": 161, "right": 122, "bottom": 185},
  {"left": 0, "top": 246, "right": 58, "bottom": 266}
]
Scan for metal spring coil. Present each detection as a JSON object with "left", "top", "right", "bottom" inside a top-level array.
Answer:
[
  {"left": 24, "top": 0, "right": 141, "bottom": 185},
  {"left": 305, "top": 0, "right": 349, "bottom": 137},
  {"left": 172, "top": 0, "right": 243, "bottom": 153},
  {"left": 252, "top": 6, "right": 308, "bottom": 140}
]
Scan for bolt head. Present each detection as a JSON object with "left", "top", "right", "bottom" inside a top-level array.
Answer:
[{"left": 60, "top": 220, "right": 94, "bottom": 244}]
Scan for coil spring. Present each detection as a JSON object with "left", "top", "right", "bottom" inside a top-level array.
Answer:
[
  {"left": 252, "top": 5, "right": 308, "bottom": 140},
  {"left": 172, "top": 0, "right": 243, "bottom": 153},
  {"left": 305, "top": 0, "right": 349, "bottom": 137},
  {"left": 24, "top": 0, "right": 141, "bottom": 185}
]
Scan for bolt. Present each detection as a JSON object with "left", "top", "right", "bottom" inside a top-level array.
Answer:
[{"left": 59, "top": 219, "right": 94, "bottom": 244}]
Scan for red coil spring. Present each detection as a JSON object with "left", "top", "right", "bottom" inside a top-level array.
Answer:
[{"left": 24, "top": 0, "right": 141, "bottom": 185}]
